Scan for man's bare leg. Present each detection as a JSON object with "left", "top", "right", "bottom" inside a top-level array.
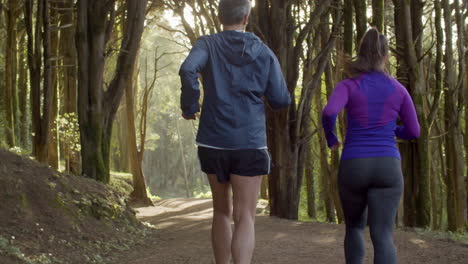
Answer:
[
  {"left": 207, "top": 174, "right": 233, "bottom": 264},
  {"left": 231, "top": 174, "right": 262, "bottom": 264}
]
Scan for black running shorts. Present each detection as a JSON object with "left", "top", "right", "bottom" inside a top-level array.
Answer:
[{"left": 198, "top": 146, "right": 271, "bottom": 183}]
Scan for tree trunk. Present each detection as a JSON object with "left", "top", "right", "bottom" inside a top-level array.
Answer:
[
  {"left": 304, "top": 144, "right": 316, "bottom": 219},
  {"left": 442, "top": 0, "right": 467, "bottom": 231},
  {"left": 392, "top": 0, "right": 432, "bottom": 228},
  {"left": 118, "top": 109, "right": 130, "bottom": 172},
  {"left": 353, "top": 0, "right": 367, "bottom": 44},
  {"left": 4, "top": 0, "right": 19, "bottom": 148},
  {"left": 48, "top": 5, "right": 60, "bottom": 169},
  {"left": 76, "top": 0, "right": 148, "bottom": 183},
  {"left": 59, "top": 0, "right": 79, "bottom": 173},
  {"left": 463, "top": 10, "right": 468, "bottom": 225},
  {"left": 25, "top": 0, "right": 53, "bottom": 163},
  {"left": 324, "top": 62, "right": 344, "bottom": 224},
  {"left": 260, "top": 176, "right": 268, "bottom": 200},
  {"left": 372, "top": 0, "right": 384, "bottom": 32},
  {"left": 254, "top": 0, "right": 336, "bottom": 220},
  {"left": 176, "top": 118, "right": 191, "bottom": 198},
  {"left": 18, "top": 33, "right": 29, "bottom": 149},
  {"left": 125, "top": 70, "right": 153, "bottom": 206},
  {"left": 452, "top": 0, "right": 467, "bottom": 227},
  {"left": 429, "top": 0, "right": 444, "bottom": 230},
  {"left": 343, "top": 0, "right": 354, "bottom": 55},
  {"left": 316, "top": 87, "right": 336, "bottom": 223}
]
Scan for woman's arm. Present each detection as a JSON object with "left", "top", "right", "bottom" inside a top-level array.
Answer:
[
  {"left": 322, "top": 81, "right": 350, "bottom": 148},
  {"left": 395, "top": 87, "right": 420, "bottom": 139}
]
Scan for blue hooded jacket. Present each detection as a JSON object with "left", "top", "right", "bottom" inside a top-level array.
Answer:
[{"left": 179, "top": 31, "right": 290, "bottom": 149}]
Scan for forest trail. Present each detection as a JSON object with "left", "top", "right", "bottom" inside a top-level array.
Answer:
[{"left": 115, "top": 198, "right": 467, "bottom": 264}]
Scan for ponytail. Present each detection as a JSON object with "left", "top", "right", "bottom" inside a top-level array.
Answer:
[{"left": 346, "top": 27, "right": 389, "bottom": 77}]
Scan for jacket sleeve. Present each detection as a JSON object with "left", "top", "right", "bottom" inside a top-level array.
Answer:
[
  {"left": 321, "top": 81, "right": 349, "bottom": 148},
  {"left": 395, "top": 84, "right": 420, "bottom": 140},
  {"left": 264, "top": 54, "right": 291, "bottom": 110},
  {"left": 179, "top": 38, "right": 209, "bottom": 116}
]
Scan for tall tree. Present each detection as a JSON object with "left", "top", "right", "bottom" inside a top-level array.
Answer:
[
  {"left": 76, "top": 0, "right": 148, "bottom": 183},
  {"left": 125, "top": 59, "right": 153, "bottom": 205},
  {"left": 343, "top": 0, "right": 354, "bottom": 55},
  {"left": 372, "top": 0, "right": 384, "bottom": 31},
  {"left": 18, "top": 33, "right": 29, "bottom": 148},
  {"left": 392, "top": 0, "right": 431, "bottom": 228},
  {"left": 316, "top": 87, "right": 336, "bottom": 222},
  {"left": 463, "top": 6, "right": 468, "bottom": 222},
  {"left": 59, "top": 0, "right": 79, "bottom": 173},
  {"left": 25, "top": 0, "right": 53, "bottom": 163},
  {"left": 353, "top": 0, "right": 367, "bottom": 44},
  {"left": 431, "top": 0, "right": 444, "bottom": 230},
  {"left": 48, "top": 3, "right": 61, "bottom": 169},
  {"left": 4, "top": 0, "right": 21, "bottom": 147},
  {"left": 442, "top": 0, "right": 467, "bottom": 231}
]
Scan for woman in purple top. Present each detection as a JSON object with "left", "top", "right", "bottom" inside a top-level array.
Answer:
[{"left": 322, "top": 28, "right": 420, "bottom": 264}]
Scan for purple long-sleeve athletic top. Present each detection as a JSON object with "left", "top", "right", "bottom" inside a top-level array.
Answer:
[{"left": 322, "top": 71, "right": 420, "bottom": 160}]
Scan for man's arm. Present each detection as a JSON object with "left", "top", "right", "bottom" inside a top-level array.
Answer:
[
  {"left": 179, "top": 38, "right": 209, "bottom": 119},
  {"left": 264, "top": 55, "right": 291, "bottom": 110}
]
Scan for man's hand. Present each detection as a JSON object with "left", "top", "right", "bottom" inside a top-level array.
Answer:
[
  {"left": 331, "top": 141, "right": 341, "bottom": 151},
  {"left": 182, "top": 113, "right": 199, "bottom": 120}
]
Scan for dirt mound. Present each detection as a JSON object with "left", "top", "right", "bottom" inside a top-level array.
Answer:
[{"left": 0, "top": 149, "right": 154, "bottom": 264}]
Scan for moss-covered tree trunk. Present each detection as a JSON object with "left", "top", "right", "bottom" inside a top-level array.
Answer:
[
  {"left": 25, "top": 0, "right": 53, "bottom": 163},
  {"left": 463, "top": 7, "right": 468, "bottom": 224},
  {"left": 408, "top": 0, "right": 431, "bottom": 228},
  {"left": 76, "top": 0, "right": 148, "bottom": 183},
  {"left": 393, "top": 0, "right": 431, "bottom": 228},
  {"left": 18, "top": 34, "right": 29, "bottom": 149},
  {"left": 4, "top": 0, "right": 20, "bottom": 148}
]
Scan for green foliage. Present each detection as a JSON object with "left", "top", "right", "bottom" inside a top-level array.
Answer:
[
  {"left": 109, "top": 172, "right": 134, "bottom": 196},
  {"left": 8, "top": 146, "right": 28, "bottom": 156},
  {"left": 410, "top": 228, "right": 468, "bottom": 245},
  {"left": 0, "top": 235, "right": 62, "bottom": 264},
  {"left": 193, "top": 190, "right": 212, "bottom": 198},
  {"left": 54, "top": 113, "right": 81, "bottom": 153},
  {"left": 146, "top": 187, "right": 162, "bottom": 201}
]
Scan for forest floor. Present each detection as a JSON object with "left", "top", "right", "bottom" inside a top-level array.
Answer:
[{"left": 115, "top": 198, "right": 468, "bottom": 264}]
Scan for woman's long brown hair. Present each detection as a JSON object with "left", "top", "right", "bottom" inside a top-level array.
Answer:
[{"left": 345, "top": 28, "right": 389, "bottom": 77}]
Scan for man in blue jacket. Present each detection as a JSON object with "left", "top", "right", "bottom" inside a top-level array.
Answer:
[{"left": 179, "top": 0, "right": 290, "bottom": 263}]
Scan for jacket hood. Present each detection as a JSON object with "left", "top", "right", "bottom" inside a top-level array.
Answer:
[{"left": 210, "top": 31, "right": 265, "bottom": 66}]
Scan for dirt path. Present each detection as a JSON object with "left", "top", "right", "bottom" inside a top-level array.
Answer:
[{"left": 116, "top": 198, "right": 467, "bottom": 264}]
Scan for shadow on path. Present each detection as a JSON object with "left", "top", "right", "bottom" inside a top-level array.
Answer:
[{"left": 116, "top": 198, "right": 468, "bottom": 264}]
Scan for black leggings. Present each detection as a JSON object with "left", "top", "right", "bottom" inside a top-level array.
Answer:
[{"left": 338, "top": 157, "right": 403, "bottom": 264}]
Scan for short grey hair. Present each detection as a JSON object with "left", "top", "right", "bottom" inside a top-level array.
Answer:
[{"left": 218, "top": 0, "right": 251, "bottom": 26}]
